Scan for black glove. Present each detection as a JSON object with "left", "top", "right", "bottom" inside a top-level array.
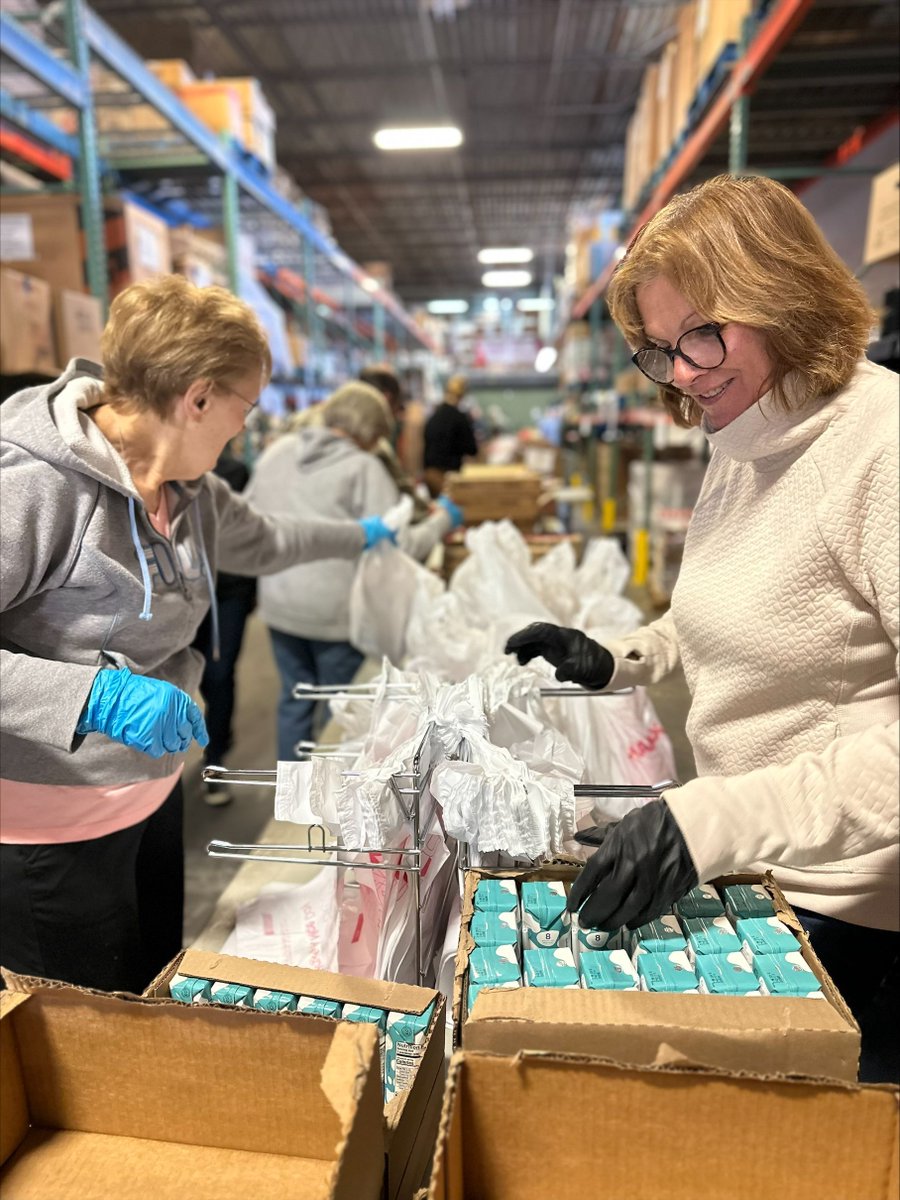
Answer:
[
  {"left": 567, "top": 801, "right": 698, "bottom": 930},
  {"left": 504, "top": 622, "right": 614, "bottom": 689}
]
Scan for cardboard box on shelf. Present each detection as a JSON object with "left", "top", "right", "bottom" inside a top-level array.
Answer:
[
  {"left": 104, "top": 198, "right": 173, "bottom": 296},
  {"left": 147, "top": 58, "right": 197, "bottom": 90},
  {"left": 0, "top": 269, "right": 58, "bottom": 375},
  {"left": 216, "top": 77, "right": 277, "bottom": 171},
  {"left": 863, "top": 162, "right": 900, "bottom": 267},
  {"left": 0, "top": 193, "right": 85, "bottom": 293},
  {"left": 54, "top": 288, "right": 104, "bottom": 365},
  {"left": 146, "top": 949, "right": 445, "bottom": 1200},
  {"left": 0, "top": 977, "right": 385, "bottom": 1200},
  {"left": 673, "top": 1, "right": 698, "bottom": 136},
  {"left": 176, "top": 80, "right": 244, "bottom": 145},
  {"left": 445, "top": 464, "right": 544, "bottom": 529},
  {"left": 694, "top": 0, "right": 752, "bottom": 90},
  {"left": 454, "top": 865, "right": 861, "bottom": 1082},
  {"left": 656, "top": 41, "right": 678, "bottom": 162},
  {"left": 428, "top": 1049, "right": 899, "bottom": 1200},
  {"left": 170, "top": 225, "right": 229, "bottom": 289}
]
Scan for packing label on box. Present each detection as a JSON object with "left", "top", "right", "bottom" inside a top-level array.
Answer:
[
  {"left": 523, "top": 947, "right": 579, "bottom": 989},
  {"left": 470, "top": 909, "right": 519, "bottom": 949},
  {"left": 723, "top": 883, "right": 776, "bottom": 923},
  {"left": 630, "top": 914, "right": 686, "bottom": 959},
  {"left": 208, "top": 980, "right": 254, "bottom": 1007},
  {"left": 384, "top": 1002, "right": 435, "bottom": 1103},
  {"left": 521, "top": 880, "right": 571, "bottom": 948},
  {"left": 755, "top": 951, "right": 825, "bottom": 999},
  {"left": 696, "top": 952, "right": 761, "bottom": 996},
  {"left": 297, "top": 996, "right": 342, "bottom": 1018},
  {"left": 474, "top": 878, "right": 518, "bottom": 913},
  {"left": 683, "top": 914, "right": 742, "bottom": 962},
  {"left": 674, "top": 884, "right": 725, "bottom": 920},
  {"left": 578, "top": 949, "right": 639, "bottom": 991},
  {"left": 737, "top": 916, "right": 801, "bottom": 965},
  {"left": 637, "top": 950, "right": 699, "bottom": 993}
]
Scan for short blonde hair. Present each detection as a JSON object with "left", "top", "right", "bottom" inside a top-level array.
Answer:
[
  {"left": 608, "top": 175, "right": 874, "bottom": 427},
  {"left": 322, "top": 381, "right": 394, "bottom": 446},
  {"left": 102, "top": 274, "right": 272, "bottom": 416}
]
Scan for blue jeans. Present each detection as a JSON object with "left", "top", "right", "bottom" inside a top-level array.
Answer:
[
  {"left": 268, "top": 628, "right": 365, "bottom": 761},
  {"left": 796, "top": 907, "right": 899, "bottom": 1084}
]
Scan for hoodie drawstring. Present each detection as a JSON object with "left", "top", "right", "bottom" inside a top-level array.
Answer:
[
  {"left": 127, "top": 496, "right": 154, "bottom": 622},
  {"left": 188, "top": 501, "right": 221, "bottom": 663}
]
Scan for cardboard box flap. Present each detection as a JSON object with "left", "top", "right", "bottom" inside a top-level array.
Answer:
[
  {"left": 0, "top": 995, "right": 29, "bottom": 1166},
  {"left": 321, "top": 1021, "right": 379, "bottom": 1136}
]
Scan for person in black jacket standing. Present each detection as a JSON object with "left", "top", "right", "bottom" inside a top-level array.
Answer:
[{"left": 422, "top": 374, "right": 478, "bottom": 497}]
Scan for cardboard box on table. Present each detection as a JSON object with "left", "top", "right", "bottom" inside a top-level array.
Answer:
[
  {"left": 427, "top": 1048, "right": 899, "bottom": 1200},
  {"left": 454, "top": 866, "right": 861, "bottom": 1082},
  {"left": 146, "top": 948, "right": 446, "bottom": 1200},
  {"left": 0, "top": 974, "right": 384, "bottom": 1200},
  {"left": 445, "top": 464, "right": 544, "bottom": 529}
]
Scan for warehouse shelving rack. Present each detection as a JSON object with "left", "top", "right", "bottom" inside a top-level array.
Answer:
[{"left": 0, "top": 0, "right": 432, "bottom": 368}]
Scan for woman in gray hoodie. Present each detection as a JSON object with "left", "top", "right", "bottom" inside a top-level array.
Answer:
[{"left": 0, "top": 275, "right": 394, "bottom": 993}]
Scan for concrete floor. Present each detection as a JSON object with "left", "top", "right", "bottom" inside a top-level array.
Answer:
[{"left": 181, "top": 592, "right": 696, "bottom": 944}]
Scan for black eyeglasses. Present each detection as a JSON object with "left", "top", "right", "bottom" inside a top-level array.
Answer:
[{"left": 632, "top": 323, "right": 726, "bottom": 385}]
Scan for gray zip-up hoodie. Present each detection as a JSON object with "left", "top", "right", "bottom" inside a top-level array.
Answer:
[
  {"left": 247, "top": 425, "right": 451, "bottom": 641},
  {"left": 0, "top": 361, "right": 365, "bottom": 787}
]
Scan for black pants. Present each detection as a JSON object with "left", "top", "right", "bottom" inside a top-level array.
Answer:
[
  {"left": 0, "top": 781, "right": 184, "bottom": 994},
  {"left": 194, "top": 590, "right": 255, "bottom": 766}
]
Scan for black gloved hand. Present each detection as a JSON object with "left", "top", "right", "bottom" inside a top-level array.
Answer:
[
  {"left": 567, "top": 801, "right": 698, "bottom": 930},
  {"left": 504, "top": 622, "right": 614, "bottom": 689}
]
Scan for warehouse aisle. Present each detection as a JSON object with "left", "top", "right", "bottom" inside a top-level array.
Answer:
[{"left": 182, "top": 595, "right": 696, "bottom": 943}]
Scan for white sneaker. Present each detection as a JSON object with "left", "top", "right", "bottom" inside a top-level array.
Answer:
[{"left": 203, "top": 781, "right": 233, "bottom": 808}]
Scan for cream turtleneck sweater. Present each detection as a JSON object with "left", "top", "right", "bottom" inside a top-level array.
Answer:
[{"left": 606, "top": 358, "right": 899, "bottom": 930}]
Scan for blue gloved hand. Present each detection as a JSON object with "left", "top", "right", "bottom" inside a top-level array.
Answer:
[
  {"left": 358, "top": 515, "right": 397, "bottom": 549},
  {"left": 76, "top": 666, "right": 209, "bottom": 759},
  {"left": 436, "top": 494, "right": 464, "bottom": 529}
]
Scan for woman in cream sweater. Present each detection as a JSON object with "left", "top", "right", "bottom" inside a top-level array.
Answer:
[{"left": 507, "top": 174, "right": 898, "bottom": 1081}]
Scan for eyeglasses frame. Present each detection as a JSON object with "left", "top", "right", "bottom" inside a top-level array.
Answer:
[{"left": 632, "top": 322, "right": 727, "bottom": 385}]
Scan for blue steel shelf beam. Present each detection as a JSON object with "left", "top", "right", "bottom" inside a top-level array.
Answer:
[
  {"left": 0, "top": 87, "right": 82, "bottom": 160},
  {"left": 0, "top": 13, "right": 85, "bottom": 108}
]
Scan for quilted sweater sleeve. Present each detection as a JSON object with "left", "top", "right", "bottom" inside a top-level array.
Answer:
[{"left": 603, "top": 609, "right": 683, "bottom": 688}]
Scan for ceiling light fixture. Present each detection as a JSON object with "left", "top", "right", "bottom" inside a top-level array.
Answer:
[
  {"left": 361, "top": 277, "right": 380, "bottom": 294},
  {"left": 481, "top": 270, "right": 532, "bottom": 288},
  {"left": 427, "top": 299, "right": 469, "bottom": 314},
  {"left": 373, "top": 126, "right": 463, "bottom": 151},
  {"left": 517, "top": 298, "right": 555, "bottom": 312},
  {"left": 477, "top": 247, "right": 533, "bottom": 264},
  {"left": 534, "top": 346, "right": 558, "bottom": 373}
]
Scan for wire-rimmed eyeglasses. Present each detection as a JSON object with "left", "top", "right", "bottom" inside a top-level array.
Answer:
[{"left": 632, "top": 323, "right": 727, "bottom": 385}]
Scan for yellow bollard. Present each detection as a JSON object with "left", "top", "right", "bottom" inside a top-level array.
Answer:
[{"left": 632, "top": 527, "right": 650, "bottom": 586}]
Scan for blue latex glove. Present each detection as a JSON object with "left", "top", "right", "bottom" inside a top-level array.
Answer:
[
  {"left": 76, "top": 666, "right": 209, "bottom": 758},
  {"left": 358, "top": 515, "right": 397, "bottom": 549},
  {"left": 436, "top": 494, "right": 464, "bottom": 529}
]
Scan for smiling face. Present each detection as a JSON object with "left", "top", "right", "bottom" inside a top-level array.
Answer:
[{"left": 636, "top": 276, "right": 775, "bottom": 430}]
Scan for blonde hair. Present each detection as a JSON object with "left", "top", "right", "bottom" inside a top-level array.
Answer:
[
  {"left": 608, "top": 175, "right": 874, "bottom": 427},
  {"left": 322, "top": 381, "right": 394, "bottom": 447},
  {"left": 101, "top": 275, "right": 272, "bottom": 416}
]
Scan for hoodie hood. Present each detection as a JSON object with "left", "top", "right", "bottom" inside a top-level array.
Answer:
[{"left": 293, "top": 424, "right": 366, "bottom": 473}]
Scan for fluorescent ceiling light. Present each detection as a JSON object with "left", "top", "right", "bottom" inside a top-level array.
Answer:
[
  {"left": 534, "top": 346, "right": 558, "bottom": 373},
  {"left": 517, "top": 297, "right": 555, "bottom": 312},
  {"left": 427, "top": 299, "right": 469, "bottom": 314},
  {"left": 478, "top": 247, "right": 533, "bottom": 264},
  {"left": 613, "top": 245, "right": 628, "bottom": 262},
  {"left": 481, "top": 270, "right": 532, "bottom": 288},
  {"left": 361, "top": 276, "right": 380, "bottom": 293},
  {"left": 373, "top": 126, "right": 463, "bottom": 150}
]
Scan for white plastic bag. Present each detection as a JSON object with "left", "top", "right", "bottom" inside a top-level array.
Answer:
[
  {"left": 349, "top": 542, "right": 443, "bottom": 664},
  {"left": 233, "top": 876, "right": 341, "bottom": 971}
]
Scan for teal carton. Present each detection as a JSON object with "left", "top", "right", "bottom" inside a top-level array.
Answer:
[
  {"left": 755, "top": 951, "right": 825, "bottom": 998},
  {"left": 674, "top": 884, "right": 724, "bottom": 919},
  {"left": 630, "top": 914, "right": 686, "bottom": 959},
  {"left": 297, "top": 996, "right": 343, "bottom": 1018},
  {"left": 520, "top": 880, "right": 570, "bottom": 948},
  {"left": 470, "top": 908, "right": 519, "bottom": 950},
  {"left": 695, "top": 952, "right": 760, "bottom": 995},
  {"left": 343, "top": 1004, "right": 387, "bottom": 1081},
  {"left": 683, "top": 914, "right": 742, "bottom": 962},
  {"left": 737, "top": 916, "right": 801, "bottom": 965},
  {"left": 252, "top": 989, "right": 298, "bottom": 1013},
  {"left": 468, "top": 944, "right": 521, "bottom": 988},
  {"left": 208, "top": 980, "right": 254, "bottom": 1007},
  {"left": 571, "top": 913, "right": 623, "bottom": 952},
  {"left": 636, "top": 950, "right": 699, "bottom": 993},
  {"left": 523, "top": 947, "right": 579, "bottom": 988},
  {"left": 723, "top": 883, "right": 776, "bottom": 923},
  {"left": 384, "top": 1002, "right": 435, "bottom": 1103},
  {"left": 467, "top": 979, "right": 520, "bottom": 1013},
  {"left": 474, "top": 878, "right": 518, "bottom": 913},
  {"left": 169, "top": 974, "right": 211, "bottom": 1004},
  {"left": 578, "top": 949, "right": 639, "bottom": 991}
]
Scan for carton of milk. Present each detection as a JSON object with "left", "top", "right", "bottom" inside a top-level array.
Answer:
[
  {"left": 520, "top": 880, "right": 571, "bottom": 948},
  {"left": 571, "top": 912, "right": 623, "bottom": 953},
  {"left": 736, "top": 916, "right": 801, "bottom": 965},
  {"left": 755, "top": 951, "right": 825, "bottom": 998},
  {"left": 252, "top": 989, "right": 298, "bottom": 1013},
  {"left": 695, "top": 952, "right": 761, "bottom": 995},
  {"left": 343, "top": 1004, "right": 387, "bottom": 1081},
  {"left": 208, "top": 980, "right": 254, "bottom": 1007},
  {"left": 629, "top": 914, "right": 686, "bottom": 960},
  {"left": 474, "top": 878, "right": 518, "bottom": 913},
  {"left": 169, "top": 974, "right": 212, "bottom": 1004},
  {"left": 523, "top": 947, "right": 579, "bottom": 988},
  {"left": 637, "top": 950, "right": 699, "bottom": 993},
  {"left": 682, "top": 914, "right": 742, "bottom": 962},
  {"left": 384, "top": 1002, "right": 435, "bottom": 1103},
  {"left": 297, "top": 996, "right": 343, "bottom": 1018},
  {"left": 468, "top": 944, "right": 521, "bottom": 988},
  {"left": 470, "top": 908, "right": 519, "bottom": 951},
  {"left": 674, "top": 884, "right": 725, "bottom": 920},
  {"left": 579, "top": 949, "right": 639, "bottom": 991},
  {"left": 723, "top": 883, "right": 776, "bottom": 923}
]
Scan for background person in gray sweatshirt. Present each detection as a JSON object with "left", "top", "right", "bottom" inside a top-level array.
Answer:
[
  {"left": 247, "top": 381, "right": 461, "bottom": 761},
  {"left": 0, "top": 275, "right": 394, "bottom": 994}
]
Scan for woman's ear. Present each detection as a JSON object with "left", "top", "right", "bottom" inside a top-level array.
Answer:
[{"left": 183, "top": 378, "right": 210, "bottom": 419}]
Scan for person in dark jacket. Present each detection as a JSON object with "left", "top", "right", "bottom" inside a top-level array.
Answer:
[{"left": 422, "top": 374, "right": 479, "bottom": 497}]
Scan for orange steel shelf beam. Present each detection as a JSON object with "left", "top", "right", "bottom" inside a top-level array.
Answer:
[{"left": 0, "top": 124, "right": 72, "bottom": 181}]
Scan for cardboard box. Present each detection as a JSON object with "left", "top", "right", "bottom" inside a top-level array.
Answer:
[
  {"left": 218, "top": 77, "right": 277, "bottom": 171},
  {"left": 428, "top": 1049, "right": 899, "bottom": 1200},
  {"left": 176, "top": 80, "right": 244, "bottom": 144},
  {"left": 673, "top": 1, "right": 698, "bottom": 134},
  {"left": 170, "top": 225, "right": 229, "bottom": 289},
  {"left": 0, "top": 978, "right": 385, "bottom": 1200},
  {"left": 146, "top": 949, "right": 446, "bottom": 1200},
  {"left": 864, "top": 162, "right": 900, "bottom": 267},
  {"left": 54, "top": 288, "right": 103, "bottom": 365},
  {"left": 104, "top": 198, "right": 173, "bottom": 296},
  {"left": 694, "top": 0, "right": 752, "bottom": 88},
  {"left": 0, "top": 269, "right": 58, "bottom": 375},
  {"left": 454, "top": 866, "right": 861, "bottom": 1082},
  {"left": 445, "top": 464, "right": 543, "bottom": 529},
  {"left": 0, "top": 193, "right": 85, "bottom": 293},
  {"left": 148, "top": 58, "right": 197, "bottom": 90}
]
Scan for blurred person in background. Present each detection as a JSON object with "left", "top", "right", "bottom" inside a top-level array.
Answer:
[
  {"left": 0, "top": 276, "right": 396, "bottom": 994},
  {"left": 506, "top": 174, "right": 898, "bottom": 1082},
  {"left": 247, "top": 382, "right": 462, "bottom": 760},
  {"left": 422, "top": 373, "right": 479, "bottom": 497},
  {"left": 359, "top": 363, "right": 429, "bottom": 519}
]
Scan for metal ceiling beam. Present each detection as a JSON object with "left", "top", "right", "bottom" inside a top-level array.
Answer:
[
  {"left": 299, "top": 169, "right": 622, "bottom": 190},
  {"left": 264, "top": 101, "right": 632, "bottom": 128},
  {"left": 259, "top": 53, "right": 649, "bottom": 85},
  {"left": 279, "top": 139, "right": 621, "bottom": 163}
]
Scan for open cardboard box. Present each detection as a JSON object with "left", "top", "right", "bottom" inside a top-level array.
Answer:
[
  {"left": 0, "top": 975, "right": 384, "bottom": 1200},
  {"left": 427, "top": 1048, "right": 899, "bottom": 1200},
  {"left": 454, "top": 866, "right": 861, "bottom": 1082},
  {"left": 146, "top": 949, "right": 447, "bottom": 1200}
]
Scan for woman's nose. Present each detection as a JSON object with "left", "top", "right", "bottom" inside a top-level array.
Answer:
[{"left": 672, "top": 353, "right": 703, "bottom": 389}]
